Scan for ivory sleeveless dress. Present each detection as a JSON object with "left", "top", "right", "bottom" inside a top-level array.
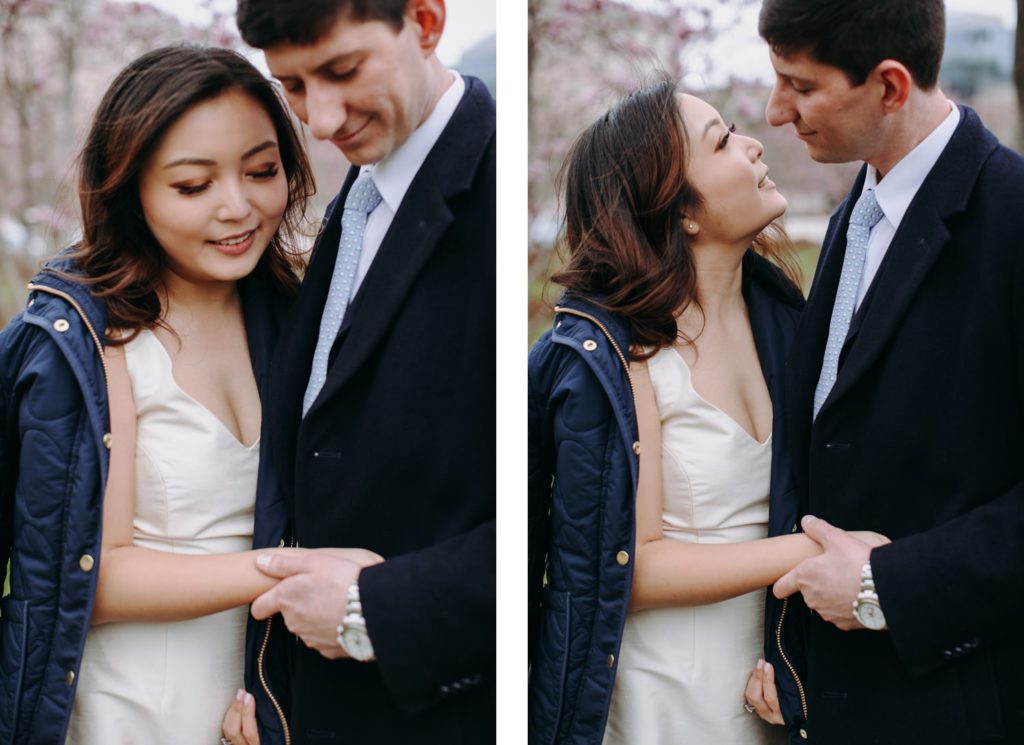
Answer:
[
  {"left": 602, "top": 347, "right": 787, "bottom": 745},
  {"left": 66, "top": 329, "right": 259, "bottom": 744}
]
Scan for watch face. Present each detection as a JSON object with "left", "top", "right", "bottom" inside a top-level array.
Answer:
[
  {"left": 343, "top": 628, "right": 375, "bottom": 661},
  {"left": 855, "top": 601, "right": 887, "bottom": 631}
]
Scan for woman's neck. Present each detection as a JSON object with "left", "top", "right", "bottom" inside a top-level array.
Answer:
[
  {"left": 159, "top": 271, "right": 242, "bottom": 333},
  {"left": 680, "top": 240, "right": 748, "bottom": 330}
]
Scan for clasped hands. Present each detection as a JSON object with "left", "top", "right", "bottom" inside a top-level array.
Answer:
[
  {"left": 253, "top": 546, "right": 384, "bottom": 659},
  {"left": 744, "top": 514, "right": 891, "bottom": 724}
]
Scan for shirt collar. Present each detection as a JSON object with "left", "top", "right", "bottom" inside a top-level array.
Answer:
[
  {"left": 362, "top": 70, "right": 465, "bottom": 213},
  {"left": 863, "top": 101, "right": 960, "bottom": 228}
]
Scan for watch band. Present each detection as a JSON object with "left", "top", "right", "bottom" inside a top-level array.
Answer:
[
  {"left": 852, "top": 560, "right": 887, "bottom": 631},
  {"left": 336, "top": 581, "right": 376, "bottom": 661}
]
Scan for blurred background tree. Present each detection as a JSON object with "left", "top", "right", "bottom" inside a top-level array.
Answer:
[{"left": 529, "top": 0, "right": 1021, "bottom": 344}]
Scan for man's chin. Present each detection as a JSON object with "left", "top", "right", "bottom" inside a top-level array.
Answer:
[{"left": 803, "top": 142, "right": 852, "bottom": 165}]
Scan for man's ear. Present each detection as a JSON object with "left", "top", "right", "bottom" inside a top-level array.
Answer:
[
  {"left": 872, "top": 60, "right": 912, "bottom": 114},
  {"left": 405, "top": 0, "right": 446, "bottom": 55}
]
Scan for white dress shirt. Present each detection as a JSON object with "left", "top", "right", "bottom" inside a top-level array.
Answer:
[
  {"left": 854, "top": 102, "right": 960, "bottom": 310},
  {"left": 350, "top": 71, "right": 465, "bottom": 296}
]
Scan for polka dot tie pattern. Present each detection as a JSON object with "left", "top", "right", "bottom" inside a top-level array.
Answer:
[
  {"left": 812, "top": 188, "right": 884, "bottom": 420},
  {"left": 302, "top": 171, "right": 383, "bottom": 416}
]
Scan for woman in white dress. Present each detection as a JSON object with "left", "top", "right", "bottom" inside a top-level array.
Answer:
[
  {"left": 528, "top": 80, "right": 887, "bottom": 744},
  {"left": 0, "top": 46, "right": 376, "bottom": 744}
]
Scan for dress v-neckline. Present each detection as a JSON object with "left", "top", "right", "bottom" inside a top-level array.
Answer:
[
  {"left": 140, "top": 329, "right": 260, "bottom": 450},
  {"left": 668, "top": 347, "right": 772, "bottom": 447}
]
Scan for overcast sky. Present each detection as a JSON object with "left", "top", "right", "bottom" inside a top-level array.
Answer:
[{"left": 112, "top": 0, "right": 495, "bottom": 66}]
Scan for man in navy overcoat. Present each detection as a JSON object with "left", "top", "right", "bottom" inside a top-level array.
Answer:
[
  {"left": 757, "top": 1, "right": 1024, "bottom": 743},
  {"left": 234, "top": 1, "right": 495, "bottom": 743}
]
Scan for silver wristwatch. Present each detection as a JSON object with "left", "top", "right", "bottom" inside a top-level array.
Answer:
[
  {"left": 336, "top": 581, "right": 376, "bottom": 661},
  {"left": 852, "top": 560, "right": 887, "bottom": 631}
]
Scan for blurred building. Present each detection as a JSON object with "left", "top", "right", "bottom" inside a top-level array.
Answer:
[
  {"left": 455, "top": 34, "right": 496, "bottom": 97},
  {"left": 941, "top": 11, "right": 1013, "bottom": 98}
]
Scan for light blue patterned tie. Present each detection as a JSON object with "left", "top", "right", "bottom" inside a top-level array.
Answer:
[
  {"left": 302, "top": 171, "right": 382, "bottom": 416},
  {"left": 812, "top": 188, "right": 884, "bottom": 419}
]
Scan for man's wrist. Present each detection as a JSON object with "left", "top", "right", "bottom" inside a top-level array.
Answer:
[
  {"left": 336, "top": 577, "right": 376, "bottom": 661},
  {"left": 852, "top": 559, "right": 888, "bottom": 631}
]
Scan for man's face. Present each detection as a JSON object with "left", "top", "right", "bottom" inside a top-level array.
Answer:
[
  {"left": 264, "top": 11, "right": 434, "bottom": 166},
  {"left": 765, "top": 49, "right": 883, "bottom": 164}
]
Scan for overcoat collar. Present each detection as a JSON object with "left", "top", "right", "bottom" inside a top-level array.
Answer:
[
  {"left": 268, "top": 77, "right": 494, "bottom": 486},
  {"left": 786, "top": 106, "right": 997, "bottom": 434}
]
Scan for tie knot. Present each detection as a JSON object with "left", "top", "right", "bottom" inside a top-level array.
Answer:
[
  {"left": 345, "top": 171, "right": 382, "bottom": 216},
  {"left": 850, "top": 188, "right": 884, "bottom": 229}
]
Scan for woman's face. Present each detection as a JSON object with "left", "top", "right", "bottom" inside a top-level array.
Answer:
[
  {"left": 138, "top": 89, "right": 289, "bottom": 287},
  {"left": 679, "top": 94, "right": 787, "bottom": 245}
]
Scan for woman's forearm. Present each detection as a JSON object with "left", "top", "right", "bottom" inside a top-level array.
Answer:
[
  {"left": 91, "top": 546, "right": 275, "bottom": 624},
  {"left": 629, "top": 533, "right": 821, "bottom": 611}
]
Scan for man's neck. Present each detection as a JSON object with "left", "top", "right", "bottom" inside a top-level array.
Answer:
[
  {"left": 415, "top": 57, "right": 455, "bottom": 131},
  {"left": 869, "top": 88, "right": 952, "bottom": 180}
]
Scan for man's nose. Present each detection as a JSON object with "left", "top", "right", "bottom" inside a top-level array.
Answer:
[
  {"left": 765, "top": 85, "right": 795, "bottom": 128},
  {"left": 306, "top": 87, "right": 347, "bottom": 141}
]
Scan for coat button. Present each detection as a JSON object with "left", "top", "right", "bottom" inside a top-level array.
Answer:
[
  {"left": 799, "top": 729, "right": 808, "bottom": 739},
  {"left": 66, "top": 670, "right": 75, "bottom": 686},
  {"left": 607, "top": 654, "right": 615, "bottom": 668},
  {"left": 632, "top": 441, "right": 641, "bottom": 455},
  {"left": 616, "top": 550, "right": 630, "bottom": 566},
  {"left": 54, "top": 319, "right": 70, "bottom": 332},
  {"left": 102, "top": 433, "right": 113, "bottom": 449},
  {"left": 79, "top": 554, "right": 95, "bottom": 572},
  {"left": 582, "top": 339, "right": 598, "bottom": 351}
]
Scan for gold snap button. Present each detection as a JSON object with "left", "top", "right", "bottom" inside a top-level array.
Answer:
[
  {"left": 79, "top": 554, "right": 95, "bottom": 572},
  {"left": 582, "top": 339, "right": 598, "bottom": 351},
  {"left": 607, "top": 654, "right": 615, "bottom": 668},
  {"left": 799, "top": 729, "right": 808, "bottom": 739},
  {"left": 616, "top": 550, "right": 629, "bottom": 566},
  {"left": 66, "top": 670, "right": 75, "bottom": 686},
  {"left": 53, "top": 319, "right": 70, "bottom": 332},
  {"left": 102, "top": 432, "right": 113, "bottom": 449},
  {"left": 632, "top": 441, "right": 641, "bottom": 455}
]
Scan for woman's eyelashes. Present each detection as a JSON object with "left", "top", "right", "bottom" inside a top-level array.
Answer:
[
  {"left": 172, "top": 165, "right": 280, "bottom": 196},
  {"left": 717, "top": 123, "right": 737, "bottom": 151}
]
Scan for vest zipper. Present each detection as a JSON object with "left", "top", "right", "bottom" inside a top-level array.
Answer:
[
  {"left": 775, "top": 597, "right": 809, "bottom": 721},
  {"left": 26, "top": 283, "right": 109, "bottom": 391},
  {"left": 553, "top": 306, "right": 635, "bottom": 400}
]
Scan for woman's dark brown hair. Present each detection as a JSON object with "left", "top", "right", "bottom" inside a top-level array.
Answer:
[
  {"left": 552, "top": 77, "right": 799, "bottom": 359},
  {"left": 69, "top": 44, "right": 315, "bottom": 343}
]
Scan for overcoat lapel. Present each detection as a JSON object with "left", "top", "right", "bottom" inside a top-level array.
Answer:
[
  {"left": 785, "top": 175, "right": 861, "bottom": 453},
  {"left": 304, "top": 79, "right": 494, "bottom": 418},
  {"left": 267, "top": 168, "right": 358, "bottom": 499},
  {"left": 817, "top": 107, "right": 996, "bottom": 418}
]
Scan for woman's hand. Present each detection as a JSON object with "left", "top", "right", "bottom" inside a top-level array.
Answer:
[
  {"left": 270, "top": 546, "right": 385, "bottom": 568},
  {"left": 744, "top": 659, "right": 785, "bottom": 725},
  {"left": 850, "top": 530, "right": 891, "bottom": 548},
  {"left": 221, "top": 688, "right": 259, "bottom": 745}
]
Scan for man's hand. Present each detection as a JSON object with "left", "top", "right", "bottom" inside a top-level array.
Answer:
[
  {"left": 773, "top": 515, "right": 876, "bottom": 630},
  {"left": 251, "top": 549, "right": 384, "bottom": 659}
]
